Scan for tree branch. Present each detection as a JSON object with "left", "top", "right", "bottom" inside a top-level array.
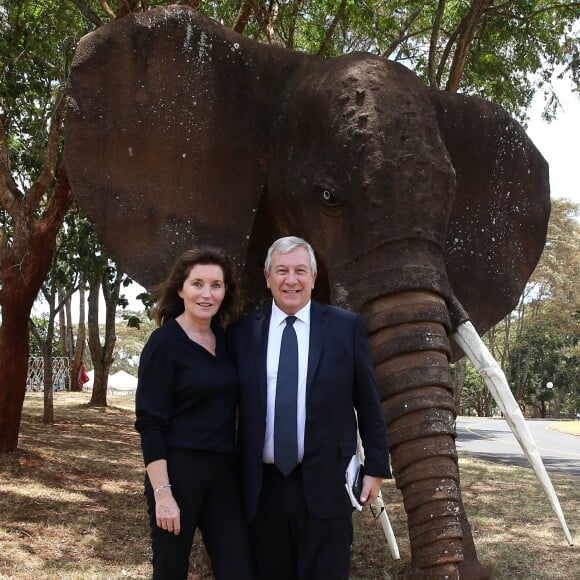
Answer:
[
  {"left": 381, "top": 5, "right": 425, "bottom": 58},
  {"left": 488, "top": 1, "right": 580, "bottom": 20},
  {"left": 36, "top": 164, "right": 73, "bottom": 234},
  {"left": 100, "top": 0, "right": 116, "bottom": 19},
  {"left": 55, "top": 281, "right": 80, "bottom": 317},
  {"left": 0, "top": 228, "right": 12, "bottom": 268},
  {"left": 0, "top": 117, "right": 22, "bottom": 215},
  {"left": 428, "top": 0, "right": 447, "bottom": 88},
  {"left": 436, "top": 23, "right": 460, "bottom": 87},
  {"left": 115, "top": 0, "right": 141, "bottom": 19},
  {"left": 25, "top": 94, "right": 66, "bottom": 218},
  {"left": 249, "top": 1, "right": 283, "bottom": 45},
  {"left": 287, "top": 0, "right": 304, "bottom": 50},
  {"left": 446, "top": 0, "right": 493, "bottom": 92},
  {"left": 233, "top": 0, "right": 254, "bottom": 34},
  {"left": 66, "top": 0, "right": 104, "bottom": 27},
  {"left": 317, "top": 0, "right": 348, "bottom": 57},
  {"left": 29, "top": 317, "right": 43, "bottom": 347}
]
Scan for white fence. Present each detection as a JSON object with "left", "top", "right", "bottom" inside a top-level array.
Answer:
[{"left": 26, "top": 357, "right": 71, "bottom": 392}]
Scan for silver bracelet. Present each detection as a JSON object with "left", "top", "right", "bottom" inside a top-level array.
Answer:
[{"left": 153, "top": 484, "right": 172, "bottom": 493}]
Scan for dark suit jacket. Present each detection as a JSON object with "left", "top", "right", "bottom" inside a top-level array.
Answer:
[{"left": 230, "top": 300, "right": 391, "bottom": 521}]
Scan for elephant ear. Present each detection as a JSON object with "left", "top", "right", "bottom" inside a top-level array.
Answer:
[
  {"left": 65, "top": 6, "right": 294, "bottom": 288},
  {"left": 430, "top": 90, "right": 550, "bottom": 334}
]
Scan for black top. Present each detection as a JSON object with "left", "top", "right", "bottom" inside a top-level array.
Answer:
[{"left": 135, "top": 318, "right": 238, "bottom": 466}]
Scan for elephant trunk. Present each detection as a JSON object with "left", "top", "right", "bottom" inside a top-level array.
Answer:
[{"left": 361, "top": 291, "right": 489, "bottom": 579}]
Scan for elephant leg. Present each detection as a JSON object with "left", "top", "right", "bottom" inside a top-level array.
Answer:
[{"left": 362, "top": 291, "right": 489, "bottom": 579}]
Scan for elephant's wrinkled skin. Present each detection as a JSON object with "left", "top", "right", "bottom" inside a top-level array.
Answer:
[{"left": 65, "top": 6, "right": 550, "bottom": 578}]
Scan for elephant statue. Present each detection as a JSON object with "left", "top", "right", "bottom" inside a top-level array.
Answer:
[{"left": 65, "top": 6, "right": 568, "bottom": 578}]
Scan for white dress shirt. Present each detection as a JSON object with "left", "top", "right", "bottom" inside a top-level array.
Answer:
[{"left": 263, "top": 300, "right": 310, "bottom": 464}]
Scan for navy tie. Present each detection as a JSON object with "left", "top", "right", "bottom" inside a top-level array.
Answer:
[{"left": 274, "top": 315, "right": 299, "bottom": 476}]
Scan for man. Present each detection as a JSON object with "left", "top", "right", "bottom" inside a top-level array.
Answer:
[{"left": 231, "top": 236, "right": 391, "bottom": 579}]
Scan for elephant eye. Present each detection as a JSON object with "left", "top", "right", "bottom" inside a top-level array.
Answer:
[
  {"left": 315, "top": 184, "right": 341, "bottom": 207},
  {"left": 314, "top": 182, "right": 343, "bottom": 216}
]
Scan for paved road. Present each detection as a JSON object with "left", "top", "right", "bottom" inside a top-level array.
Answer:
[{"left": 456, "top": 417, "right": 580, "bottom": 476}]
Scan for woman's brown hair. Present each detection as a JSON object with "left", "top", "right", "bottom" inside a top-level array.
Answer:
[{"left": 152, "top": 246, "right": 240, "bottom": 327}]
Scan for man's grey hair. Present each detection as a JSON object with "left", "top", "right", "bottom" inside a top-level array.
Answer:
[{"left": 264, "top": 236, "right": 318, "bottom": 274}]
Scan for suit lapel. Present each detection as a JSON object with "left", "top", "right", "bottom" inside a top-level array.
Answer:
[
  {"left": 254, "top": 305, "right": 271, "bottom": 407},
  {"left": 306, "top": 300, "right": 329, "bottom": 401}
]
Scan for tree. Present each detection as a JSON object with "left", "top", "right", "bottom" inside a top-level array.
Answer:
[
  {"left": 220, "top": 1, "right": 579, "bottom": 119},
  {"left": 510, "top": 322, "right": 578, "bottom": 417},
  {"left": 0, "top": 1, "right": 110, "bottom": 450},
  {"left": 529, "top": 199, "right": 580, "bottom": 322},
  {"left": 28, "top": 209, "right": 93, "bottom": 421},
  {"left": 47, "top": 204, "right": 98, "bottom": 393},
  {"left": 457, "top": 361, "right": 493, "bottom": 417},
  {"left": 481, "top": 199, "right": 579, "bottom": 416},
  {"left": 39, "top": 201, "right": 135, "bottom": 407},
  {"left": 86, "top": 258, "right": 130, "bottom": 406},
  {"left": 113, "top": 311, "right": 156, "bottom": 375},
  {"left": 0, "top": 102, "right": 71, "bottom": 450}
]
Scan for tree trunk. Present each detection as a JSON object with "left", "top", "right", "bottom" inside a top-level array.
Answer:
[
  {"left": 87, "top": 275, "right": 108, "bottom": 407},
  {"left": 553, "top": 394, "right": 561, "bottom": 419},
  {"left": 87, "top": 269, "right": 122, "bottom": 407},
  {"left": 58, "top": 287, "right": 67, "bottom": 356},
  {"left": 0, "top": 96, "right": 72, "bottom": 451},
  {"left": 42, "top": 346, "right": 55, "bottom": 424},
  {"left": 446, "top": 0, "right": 493, "bottom": 92},
  {"left": 41, "top": 296, "right": 57, "bottom": 424},
  {"left": 0, "top": 309, "right": 30, "bottom": 452},
  {"left": 29, "top": 290, "right": 58, "bottom": 424},
  {"left": 317, "top": 0, "right": 348, "bottom": 57},
  {"left": 71, "top": 281, "right": 87, "bottom": 391},
  {"left": 233, "top": 0, "right": 253, "bottom": 34},
  {"left": 363, "top": 290, "right": 489, "bottom": 579}
]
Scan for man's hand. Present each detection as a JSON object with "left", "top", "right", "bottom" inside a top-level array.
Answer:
[
  {"left": 155, "top": 491, "right": 181, "bottom": 535},
  {"left": 359, "top": 475, "right": 383, "bottom": 506}
]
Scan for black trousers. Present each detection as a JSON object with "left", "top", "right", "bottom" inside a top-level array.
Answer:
[
  {"left": 250, "top": 464, "right": 353, "bottom": 580},
  {"left": 144, "top": 448, "right": 253, "bottom": 580}
]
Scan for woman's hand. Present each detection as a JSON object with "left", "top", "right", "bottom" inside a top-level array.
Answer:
[{"left": 155, "top": 489, "right": 181, "bottom": 535}]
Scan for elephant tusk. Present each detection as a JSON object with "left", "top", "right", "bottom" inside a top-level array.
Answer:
[
  {"left": 356, "top": 426, "right": 401, "bottom": 559},
  {"left": 453, "top": 321, "right": 573, "bottom": 546},
  {"left": 372, "top": 491, "right": 401, "bottom": 560}
]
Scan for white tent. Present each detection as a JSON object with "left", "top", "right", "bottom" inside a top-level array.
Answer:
[
  {"left": 82, "top": 369, "right": 137, "bottom": 396},
  {"left": 108, "top": 370, "right": 138, "bottom": 394}
]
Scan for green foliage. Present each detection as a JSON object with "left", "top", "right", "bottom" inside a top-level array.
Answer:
[
  {"left": 195, "top": 1, "right": 580, "bottom": 118},
  {"left": 456, "top": 361, "right": 494, "bottom": 417},
  {"left": 122, "top": 291, "right": 155, "bottom": 326},
  {"left": 111, "top": 313, "right": 156, "bottom": 375},
  {"left": 484, "top": 199, "right": 580, "bottom": 418},
  {"left": 0, "top": 0, "right": 95, "bottom": 186},
  {"left": 28, "top": 314, "right": 55, "bottom": 356},
  {"left": 510, "top": 320, "right": 578, "bottom": 417},
  {"left": 448, "top": 2, "right": 572, "bottom": 118}
]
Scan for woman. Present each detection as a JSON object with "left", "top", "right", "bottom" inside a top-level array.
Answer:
[{"left": 135, "top": 246, "right": 253, "bottom": 579}]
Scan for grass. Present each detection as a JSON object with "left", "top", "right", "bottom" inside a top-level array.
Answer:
[
  {"left": 0, "top": 393, "right": 578, "bottom": 579},
  {"left": 551, "top": 421, "right": 580, "bottom": 436}
]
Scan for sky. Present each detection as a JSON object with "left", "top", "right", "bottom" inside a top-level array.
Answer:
[{"left": 527, "top": 77, "right": 579, "bottom": 205}]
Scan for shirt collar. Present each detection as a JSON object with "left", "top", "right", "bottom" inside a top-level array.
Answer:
[{"left": 271, "top": 300, "right": 311, "bottom": 326}]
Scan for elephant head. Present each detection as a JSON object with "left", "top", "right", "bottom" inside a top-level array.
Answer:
[{"left": 65, "top": 6, "right": 558, "bottom": 578}]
